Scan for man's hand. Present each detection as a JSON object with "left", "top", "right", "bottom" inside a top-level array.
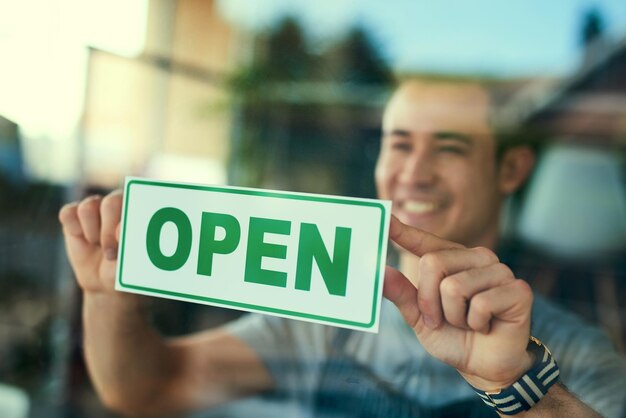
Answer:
[
  {"left": 58, "top": 189, "right": 276, "bottom": 416},
  {"left": 58, "top": 190, "right": 123, "bottom": 295},
  {"left": 383, "top": 216, "right": 534, "bottom": 391}
]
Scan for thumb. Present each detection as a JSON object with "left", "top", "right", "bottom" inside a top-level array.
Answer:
[{"left": 383, "top": 266, "right": 420, "bottom": 328}]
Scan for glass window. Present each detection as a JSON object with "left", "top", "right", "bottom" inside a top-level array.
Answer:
[{"left": 1, "top": 1, "right": 625, "bottom": 417}]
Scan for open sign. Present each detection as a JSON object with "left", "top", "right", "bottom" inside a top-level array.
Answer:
[{"left": 116, "top": 178, "right": 390, "bottom": 332}]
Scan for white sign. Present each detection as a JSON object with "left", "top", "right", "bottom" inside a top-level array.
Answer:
[{"left": 116, "top": 177, "right": 391, "bottom": 332}]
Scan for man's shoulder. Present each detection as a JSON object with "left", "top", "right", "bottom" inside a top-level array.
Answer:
[
  {"left": 531, "top": 294, "right": 606, "bottom": 341},
  {"left": 531, "top": 294, "right": 625, "bottom": 376}
]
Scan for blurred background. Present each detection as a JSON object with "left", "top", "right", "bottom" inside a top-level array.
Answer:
[{"left": 0, "top": 0, "right": 625, "bottom": 416}]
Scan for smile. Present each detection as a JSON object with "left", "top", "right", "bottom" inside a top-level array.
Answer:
[{"left": 402, "top": 200, "right": 438, "bottom": 215}]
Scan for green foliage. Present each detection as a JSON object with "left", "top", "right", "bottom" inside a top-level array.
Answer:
[
  {"left": 266, "top": 17, "right": 314, "bottom": 81},
  {"left": 227, "top": 17, "right": 391, "bottom": 96},
  {"left": 580, "top": 8, "right": 605, "bottom": 47},
  {"left": 316, "top": 27, "right": 391, "bottom": 84},
  {"left": 226, "top": 17, "right": 391, "bottom": 189}
]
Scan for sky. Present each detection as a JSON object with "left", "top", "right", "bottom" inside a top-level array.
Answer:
[
  {"left": 217, "top": 0, "right": 626, "bottom": 77},
  {"left": 0, "top": 0, "right": 625, "bottom": 182},
  {"left": 0, "top": 0, "right": 148, "bottom": 181}
]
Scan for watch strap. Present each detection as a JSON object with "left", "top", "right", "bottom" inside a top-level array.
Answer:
[{"left": 471, "top": 337, "right": 560, "bottom": 415}]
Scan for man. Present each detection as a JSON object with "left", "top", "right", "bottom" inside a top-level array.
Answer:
[{"left": 59, "top": 80, "right": 626, "bottom": 417}]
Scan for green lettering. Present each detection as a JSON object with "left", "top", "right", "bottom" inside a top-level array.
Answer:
[
  {"left": 295, "top": 223, "right": 351, "bottom": 296},
  {"left": 197, "top": 212, "right": 241, "bottom": 276},
  {"left": 146, "top": 207, "right": 192, "bottom": 271},
  {"left": 244, "top": 217, "right": 290, "bottom": 287}
]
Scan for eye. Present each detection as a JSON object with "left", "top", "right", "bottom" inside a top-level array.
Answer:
[
  {"left": 383, "top": 130, "right": 413, "bottom": 152},
  {"left": 391, "top": 141, "right": 412, "bottom": 152},
  {"left": 433, "top": 132, "right": 472, "bottom": 156},
  {"left": 437, "top": 145, "right": 466, "bottom": 155}
]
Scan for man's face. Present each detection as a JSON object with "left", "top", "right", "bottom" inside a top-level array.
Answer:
[{"left": 375, "top": 81, "right": 503, "bottom": 248}]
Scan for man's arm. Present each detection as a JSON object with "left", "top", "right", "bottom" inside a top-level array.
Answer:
[
  {"left": 511, "top": 384, "right": 600, "bottom": 418},
  {"left": 60, "top": 191, "right": 273, "bottom": 417},
  {"left": 384, "top": 216, "right": 602, "bottom": 417}
]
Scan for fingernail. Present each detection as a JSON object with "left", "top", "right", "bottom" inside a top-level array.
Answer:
[
  {"left": 423, "top": 315, "right": 437, "bottom": 329},
  {"left": 105, "top": 248, "right": 117, "bottom": 260}
]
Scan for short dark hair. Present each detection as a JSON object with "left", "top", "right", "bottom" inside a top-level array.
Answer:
[
  {"left": 489, "top": 105, "right": 545, "bottom": 162},
  {"left": 391, "top": 76, "right": 545, "bottom": 161}
]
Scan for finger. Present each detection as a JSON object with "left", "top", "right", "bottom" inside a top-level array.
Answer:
[
  {"left": 389, "top": 215, "right": 463, "bottom": 256},
  {"left": 418, "top": 247, "right": 499, "bottom": 329},
  {"left": 77, "top": 195, "right": 102, "bottom": 245},
  {"left": 467, "top": 279, "right": 533, "bottom": 334},
  {"left": 383, "top": 266, "right": 419, "bottom": 328},
  {"left": 440, "top": 262, "right": 515, "bottom": 329},
  {"left": 100, "top": 190, "right": 123, "bottom": 260},
  {"left": 59, "top": 202, "right": 84, "bottom": 238}
]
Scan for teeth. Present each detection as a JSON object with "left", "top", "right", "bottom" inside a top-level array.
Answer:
[{"left": 404, "top": 201, "right": 436, "bottom": 214}]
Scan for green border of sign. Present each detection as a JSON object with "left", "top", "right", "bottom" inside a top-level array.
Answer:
[{"left": 118, "top": 179, "right": 388, "bottom": 329}]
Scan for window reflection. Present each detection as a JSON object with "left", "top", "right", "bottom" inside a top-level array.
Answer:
[{"left": 0, "top": 1, "right": 625, "bottom": 417}]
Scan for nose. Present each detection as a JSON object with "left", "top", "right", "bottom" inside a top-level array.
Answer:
[{"left": 398, "top": 145, "right": 436, "bottom": 187}]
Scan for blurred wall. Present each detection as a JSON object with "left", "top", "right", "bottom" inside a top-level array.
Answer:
[{"left": 82, "top": 0, "right": 246, "bottom": 188}]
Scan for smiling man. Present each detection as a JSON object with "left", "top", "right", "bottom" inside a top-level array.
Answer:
[
  {"left": 377, "top": 82, "right": 507, "bottom": 249},
  {"left": 59, "top": 79, "right": 626, "bottom": 418}
]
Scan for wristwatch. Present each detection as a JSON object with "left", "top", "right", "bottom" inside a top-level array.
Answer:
[{"left": 470, "top": 336, "right": 560, "bottom": 416}]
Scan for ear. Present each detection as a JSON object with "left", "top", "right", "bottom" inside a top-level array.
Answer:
[{"left": 498, "top": 146, "right": 535, "bottom": 195}]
